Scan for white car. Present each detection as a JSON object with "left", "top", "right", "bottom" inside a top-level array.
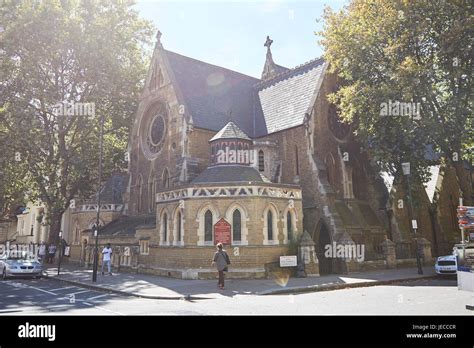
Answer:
[
  {"left": 435, "top": 255, "right": 457, "bottom": 275},
  {"left": 0, "top": 254, "right": 43, "bottom": 280}
]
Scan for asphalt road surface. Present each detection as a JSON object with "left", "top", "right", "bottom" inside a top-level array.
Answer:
[{"left": 0, "top": 276, "right": 472, "bottom": 315}]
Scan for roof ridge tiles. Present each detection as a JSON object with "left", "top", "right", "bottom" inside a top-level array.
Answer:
[{"left": 255, "top": 57, "right": 325, "bottom": 89}]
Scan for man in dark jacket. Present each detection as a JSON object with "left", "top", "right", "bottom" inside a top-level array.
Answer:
[{"left": 211, "top": 243, "right": 230, "bottom": 290}]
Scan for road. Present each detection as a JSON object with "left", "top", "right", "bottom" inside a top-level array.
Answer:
[{"left": 0, "top": 277, "right": 472, "bottom": 315}]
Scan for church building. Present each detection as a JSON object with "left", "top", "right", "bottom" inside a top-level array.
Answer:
[{"left": 67, "top": 32, "right": 469, "bottom": 279}]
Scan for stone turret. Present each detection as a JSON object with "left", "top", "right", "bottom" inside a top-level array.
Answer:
[
  {"left": 261, "top": 36, "right": 289, "bottom": 81},
  {"left": 209, "top": 121, "right": 253, "bottom": 166}
]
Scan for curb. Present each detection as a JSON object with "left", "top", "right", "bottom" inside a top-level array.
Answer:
[
  {"left": 43, "top": 273, "right": 197, "bottom": 301},
  {"left": 257, "top": 275, "right": 438, "bottom": 295}
]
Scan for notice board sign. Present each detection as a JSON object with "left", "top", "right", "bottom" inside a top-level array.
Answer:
[
  {"left": 280, "top": 255, "right": 297, "bottom": 267},
  {"left": 214, "top": 218, "right": 231, "bottom": 245}
]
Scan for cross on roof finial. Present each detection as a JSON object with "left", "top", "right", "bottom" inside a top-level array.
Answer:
[
  {"left": 264, "top": 36, "right": 273, "bottom": 49},
  {"left": 228, "top": 109, "right": 233, "bottom": 122},
  {"left": 156, "top": 30, "right": 162, "bottom": 43}
]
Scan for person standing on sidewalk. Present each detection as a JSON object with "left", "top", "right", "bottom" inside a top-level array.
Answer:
[
  {"left": 47, "top": 244, "right": 57, "bottom": 264},
  {"left": 101, "top": 243, "right": 113, "bottom": 275},
  {"left": 211, "top": 243, "right": 230, "bottom": 290},
  {"left": 38, "top": 241, "right": 46, "bottom": 263}
]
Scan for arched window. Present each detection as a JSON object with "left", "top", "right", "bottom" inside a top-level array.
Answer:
[
  {"left": 267, "top": 210, "right": 273, "bottom": 240},
  {"left": 325, "top": 153, "right": 336, "bottom": 187},
  {"left": 137, "top": 176, "right": 143, "bottom": 213},
  {"left": 74, "top": 227, "right": 79, "bottom": 244},
  {"left": 258, "top": 150, "right": 265, "bottom": 172},
  {"left": 150, "top": 67, "right": 157, "bottom": 90},
  {"left": 177, "top": 211, "right": 182, "bottom": 242},
  {"left": 158, "top": 68, "right": 164, "bottom": 87},
  {"left": 237, "top": 143, "right": 243, "bottom": 164},
  {"left": 163, "top": 213, "right": 168, "bottom": 242},
  {"left": 148, "top": 180, "right": 154, "bottom": 212},
  {"left": 162, "top": 168, "right": 170, "bottom": 189},
  {"left": 74, "top": 223, "right": 80, "bottom": 245},
  {"left": 204, "top": 210, "right": 213, "bottom": 242},
  {"left": 233, "top": 210, "right": 241, "bottom": 242},
  {"left": 295, "top": 145, "right": 300, "bottom": 176},
  {"left": 211, "top": 145, "right": 216, "bottom": 163},
  {"left": 287, "top": 211, "right": 293, "bottom": 241}
]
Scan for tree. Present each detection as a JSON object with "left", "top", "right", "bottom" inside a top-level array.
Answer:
[
  {"left": 0, "top": 115, "right": 30, "bottom": 217},
  {"left": 319, "top": 0, "right": 473, "bottom": 203},
  {"left": 0, "top": 0, "right": 154, "bottom": 244}
]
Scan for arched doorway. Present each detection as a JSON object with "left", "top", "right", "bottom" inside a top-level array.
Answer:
[{"left": 314, "top": 222, "right": 333, "bottom": 275}]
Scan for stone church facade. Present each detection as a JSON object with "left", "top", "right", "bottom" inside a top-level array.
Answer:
[{"left": 66, "top": 32, "right": 471, "bottom": 279}]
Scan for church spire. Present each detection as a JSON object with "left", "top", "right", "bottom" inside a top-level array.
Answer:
[
  {"left": 261, "top": 36, "right": 286, "bottom": 81},
  {"left": 155, "top": 30, "right": 163, "bottom": 49}
]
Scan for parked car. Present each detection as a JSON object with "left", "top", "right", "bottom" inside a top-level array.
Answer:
[
  {"left": 453, "top": 242, "right": 474, "bottom": 271},
  {"left": 435, "top": 254, "right": 457, "bottom": 275},
  {"left": 0, "top": 253, "right": 43, "bottom": 280}
]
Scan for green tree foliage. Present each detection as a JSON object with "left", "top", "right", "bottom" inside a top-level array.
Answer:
[
  {"left": 0, "top": 113, "right": 30, "bottom": 216},
  {"left": 319, "top": 0, "right": 473, "bottom": 203},
  {"left": 0, "top": 0, "right": 154, "bottom": 243}
]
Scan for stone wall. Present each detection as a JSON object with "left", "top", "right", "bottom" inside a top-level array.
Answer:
[
  {"left": 156, "top": 187, "right": 303, "bottom": 245},
  {"left": 128, "top": 48, "right": 189, "bottom": 215},
  {"left": 69, "top": 210, "right": 122, "bottom": 245}
]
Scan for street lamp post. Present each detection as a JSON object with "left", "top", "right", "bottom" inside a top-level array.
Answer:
[
  {"left": 402, "top": 162, "right": 423, "bottom": 275},
  {"left": 57, "top": 231, "right": 63, "bottom": 276},
  {"left": 92, "top": 115, "right": 104, "bottom": 283},
  {"left": 459, "top": 197, "right": 465, "bottom": 243}
]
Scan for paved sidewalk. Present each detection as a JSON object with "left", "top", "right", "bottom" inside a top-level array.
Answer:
[{"left": 43, "top": 264, "right": 437, "bottom": 300}]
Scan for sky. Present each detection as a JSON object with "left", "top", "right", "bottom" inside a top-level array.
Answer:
[{"left": 135, "top": 0, "right": 348, "bottom": 78}]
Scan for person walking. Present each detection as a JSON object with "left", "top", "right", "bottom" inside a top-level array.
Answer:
[
  {"left": 211, "top": 243, "right": 230, "bottom": 290},
  {"left": 101, "top": 243, "right": 113, "bottom": 275},
  {"left": 38, "top": 241, "right": 47, "bottom": 263},
  {"left": 47, "top": 244, "right": 57, "bottom": 264}
]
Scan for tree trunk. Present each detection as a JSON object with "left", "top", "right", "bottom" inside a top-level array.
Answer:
[
  {"left": 47, "top": 213, "right": 62, "bottom": 246},
  {"left": 453, "top": 160, "right": 473, "bottom": 206}
]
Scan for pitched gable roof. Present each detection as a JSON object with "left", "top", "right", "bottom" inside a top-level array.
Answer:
[
  {"left": 160, "top": 48, "right": 326, "bottom": 138},
  {"left": 164, "top": 50, "right": 260, "bottom": 137},
  {"left": 209, "top": 121, "right": 251, "bottom": 142},
  {"left": 255, "top": 58, "right": 326, "bottom": 136}
]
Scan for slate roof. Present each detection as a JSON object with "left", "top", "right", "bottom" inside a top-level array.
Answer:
[
  {"left": 163, "top": 49, "right": 326, "bottom": 138},
  {"left": 164, "top": 50, "right": 259, "bottom": 137},
  {"left": 99, "top": 215, "right": 156, "bottom": 236},
  {"left": 192, "top": 165, "right": 264, "bottom": 184},
  {"left": 255, "top": 58, "right": 326, "bottom": 136},
  {"left": 209, "top": 121, "right": 251, "bottom": 142}
]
